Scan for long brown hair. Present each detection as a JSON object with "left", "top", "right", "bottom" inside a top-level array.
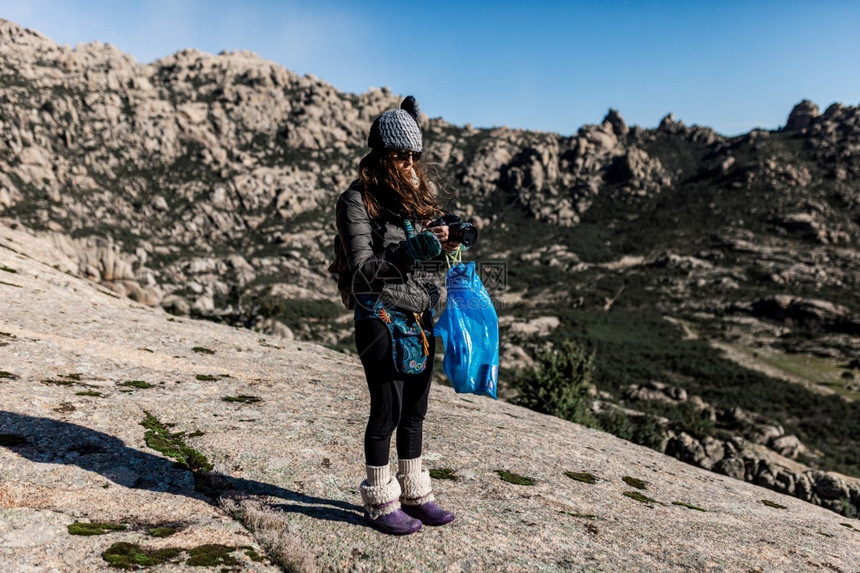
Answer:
[{"left": 357, "top": 149, "right": 442, "bottom": 222}]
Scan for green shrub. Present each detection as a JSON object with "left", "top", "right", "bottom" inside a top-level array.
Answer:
[
  {"left": 596, "top": 410, "right": 666, "bottom": 451},
  {"left": 511, "top": 340, "right": 597, "bottom": 427},
  {"left": 676, "top": 402, "right": 715, "bottom": 440}
]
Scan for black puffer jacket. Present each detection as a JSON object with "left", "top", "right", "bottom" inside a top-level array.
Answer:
[{"left": 335, "top": 181, "right": 444, "bottom": 314}]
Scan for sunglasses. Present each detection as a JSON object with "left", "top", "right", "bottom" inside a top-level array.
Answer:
[{"left": 389, "top": 150, "right": 422, "bottom": 161}]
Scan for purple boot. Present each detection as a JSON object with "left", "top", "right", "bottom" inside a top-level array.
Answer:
[
  {"left": 360, "top": 468, "right": 422, "bottom": 536},
  {"left": 401, "top": 500, "right": 455, "bottom": 526},
  {"left": 397, "top": 458, "right": 456, "bottom": 527},
  {"left": 364, "top": 507, "right": 423, "bottom": 535}
]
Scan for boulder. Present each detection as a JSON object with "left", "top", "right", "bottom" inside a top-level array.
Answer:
[
  {"left": 0, "top": 185, "right": 22, "bottom": 209},
  {"left": 507, "top": 316, "right": 560, "bottom": 337},
  {"left": 784, "top": 100, "right": 819, "bottom": 131},
  {"left": 161, "top": 294, "right": 191, "bottom": 316},
  {"left": 714, "top": 457, "right": 746, "bottom": 480},
  {"left": 665, "top": 432, "right": 707, "bottom": 466},
  {"left": 602, "top": 108, "right": 629, "bottom": 137},
  {"left": 769, "top": 435, "right": 815, "bottom": 461},
  {"left": 499, "top": 343, "right": 535, "bottom": 371},
  {"left": 750, "top": 295, "right": 852, "bottom": 330},
  {"left": 260, "top": 318, "right": 295, "bottom": 340},
  {"left": 623, "top": 381, "right": 688, "bottom": 405},
  {"left": 811, "top": 471, "right": 849, "bottom": 501},
  {"left": 771, "top": 212, "right": 820, "bottom": 235}
]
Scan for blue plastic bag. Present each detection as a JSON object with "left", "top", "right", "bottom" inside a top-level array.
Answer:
[{"left": 434, "top": 261, "right": 499, "bottom": 399}]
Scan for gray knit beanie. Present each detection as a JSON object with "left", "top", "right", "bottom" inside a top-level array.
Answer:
[{"left": 367, "top": 96, "right": 423, "bottom": 152}]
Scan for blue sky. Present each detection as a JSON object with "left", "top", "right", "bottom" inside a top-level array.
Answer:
[{"left": 2, "top": 0, "right": 859, "bottom": 136}]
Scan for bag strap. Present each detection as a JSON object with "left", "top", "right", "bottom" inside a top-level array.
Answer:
[
  {"left": 413, "top": 312, "right": 430, "bottom": 356},
  {"left": 444, "top": 245, "right": 463, "bottom": 268}
]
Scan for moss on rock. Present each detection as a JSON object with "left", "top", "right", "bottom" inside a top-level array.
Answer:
[
  {"left": 102, "top": 542, "right": 182, "bottom": 569},
  {"left": 565, "top": 471, "right": 598, "bottom": 484},
  {"left": 68, "top": 522, "right": 127, "bottom": 536},
  {"left": 497, "top": 469, "right": 534, "bottom": 485}
]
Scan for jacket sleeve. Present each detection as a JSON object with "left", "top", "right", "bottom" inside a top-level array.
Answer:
[
  {"left": 336, "top": 189, "right": 415, "bottom": 279},
  {"left": 385, "top": 219, "right": 447, "bottom": 313},
  {"left": 379, "top": 259, "right": 446, "bottom": 314}
]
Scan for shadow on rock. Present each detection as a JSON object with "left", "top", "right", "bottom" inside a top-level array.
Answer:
[{"left": 0, "top": 410, "right": 362, "bottom": 524}]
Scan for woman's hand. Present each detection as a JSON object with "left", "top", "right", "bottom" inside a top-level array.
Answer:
[
  {"left": 441, "top": 239, "right": 461, "bottom": 253},
  {"left": 422, "top": 220, "right": 460, "bottom": 253},
  {"left": 424, "top": 223, "right": 461, "bottom": 253}
]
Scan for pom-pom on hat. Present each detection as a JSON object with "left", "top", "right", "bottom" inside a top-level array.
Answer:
[{"left": 367, "top": 96, "right": 423, "bottom": 152}]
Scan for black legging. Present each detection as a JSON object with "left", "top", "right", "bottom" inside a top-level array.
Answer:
[{"left": 355, "top": 317, "right": 435, "bottom": 467}]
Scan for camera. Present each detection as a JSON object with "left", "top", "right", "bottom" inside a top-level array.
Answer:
[{"left": 427, "top": 213, "right": 478, "bottom": 248}]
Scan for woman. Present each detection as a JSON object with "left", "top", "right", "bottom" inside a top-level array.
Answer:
[{"left": 335, "top": 96, "right": 458, "bottom": 535}]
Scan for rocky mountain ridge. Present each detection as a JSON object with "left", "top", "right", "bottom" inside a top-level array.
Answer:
[{"left": 1, "top": 18, "right": 859, "bottom": 520}]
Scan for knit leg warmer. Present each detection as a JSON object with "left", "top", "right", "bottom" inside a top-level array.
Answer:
[
  {"left": 360, "top": 465, "right": 402, "bottom": 520},
  {"left": 396, "top": 457, "right": 435, "bottom": 506}
]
